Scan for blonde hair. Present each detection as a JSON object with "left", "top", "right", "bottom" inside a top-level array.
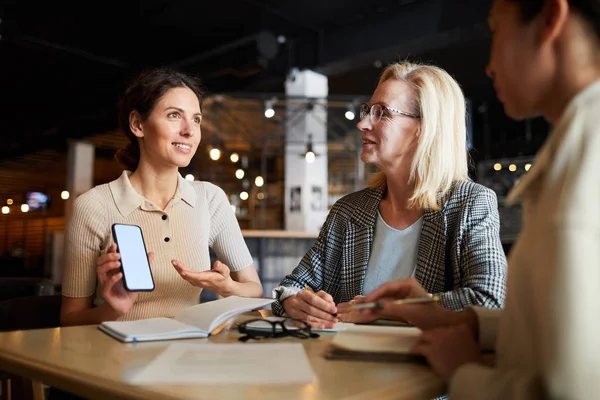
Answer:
[{"left": 367, "top": 61, "right": 470, "bottom": 210}]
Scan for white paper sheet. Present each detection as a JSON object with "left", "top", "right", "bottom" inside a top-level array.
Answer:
[{"left": 129, "top": 343, "right": 314, "bottom": 385}]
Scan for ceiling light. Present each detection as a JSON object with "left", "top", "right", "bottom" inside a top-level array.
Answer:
[
  {"left": 185, "top": 174, "right": 195, "bottom": 181},
  {"left": 230, "top": 152, "right": 239, "bottom": 163},
  {"left": 264, "top": 98, "right": 275, "bottom": 118},
  {"left": 61, "top": 191, "right": 70, "bottom": 200},
  {"left": 209, "top": 148, "right": 221, "bottom": 161},
  {"left": 345, "top": 104, "right": 355, "bottom": 120},
  {"left": 240, "top": 191, "right": 249, "bottom": 200},
  {"left": 254, "top": 176, "right": 264, "bottom": 187},
  {"left": 303, "top": 134, "right": 317, "bottom": 163},
  {"left": 2, "top": 206, "right": 9, "bottom": 214},
  {"left": 21, "top": 204, "right": 29, "bottom": 213},
  {"left": 235, "top": 169, "right": 245, "bottom": 179}
]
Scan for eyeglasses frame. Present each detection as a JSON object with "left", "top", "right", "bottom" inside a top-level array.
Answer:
[{"left": 359, "top": 102, "right": 421, "bottom": 122}]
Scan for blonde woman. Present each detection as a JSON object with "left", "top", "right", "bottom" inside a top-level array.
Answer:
[{"left": 272, "top": 61, "right": 507, "bottom": 329}]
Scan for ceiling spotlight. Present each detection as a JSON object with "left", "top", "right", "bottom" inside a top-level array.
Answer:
[
  {"left": 264, "top": 98, "right": 276, "bottom": 118},
  {"left": 493, "top": 163, "right": 502, "bottom": 171},
  {"left": 230, "top": 152, "right": 239, "bottom": 163},
  {"left": 209, "top": 148, "right": 221, "bottom": 161},
  {"left": 257, "top": 192, "right": 265, "bottom": 200},
  {"left": 235, "top": 169, "right": 245, "bottom": 179},
  {"left": 303, "top": 134, "right": 317, "bottom": 163},
  {"left": 240, "top": 191, "right": 249, "bottom": 200},
  {"left": 255, "top": 176, "right": 264, "bottom": 187},
  {"left": 525, "top": 163, "right": 532, "bottom": 171},
  {"left": 509, "top": 164, "right": 517, "bottom": 172},
  {"left": 6, "top": 199, "right": 13, "bottom": 205},
  {"left": 345, "top": 105, "right": 356, "bottom": 120},
  {"left": 21, "top": 204, "right": 29, "bottom": 213},
  {"left": 61, "top": 190, "right": 70, "bottom": 200},
  {"left": 185, "top": 174, "right": 195, "bottom": 181},
  {"left": 2, "top": 206, "right": 9, "bottom": 214}
]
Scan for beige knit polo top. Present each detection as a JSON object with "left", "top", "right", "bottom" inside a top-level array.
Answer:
[{"left": 62, "top": 171, "right": 254, "bottom": 321}]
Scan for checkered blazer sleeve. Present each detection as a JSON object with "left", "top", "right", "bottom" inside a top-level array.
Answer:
[
  {"left": 271, "top": 205, "right": 347, "bottom": 316},
  {"left": 438, "top": 186, "right": 507, "bottom": 311}
]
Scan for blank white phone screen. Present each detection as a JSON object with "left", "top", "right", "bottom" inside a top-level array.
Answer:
[{"left": 113, "top": 224, "right": 154, "bottom": 291}]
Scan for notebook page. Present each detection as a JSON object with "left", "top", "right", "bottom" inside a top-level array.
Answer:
[{"left": 174, "top": 296, "right": 276, "bottom": 333}]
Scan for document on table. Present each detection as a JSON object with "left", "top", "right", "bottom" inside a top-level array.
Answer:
[{"left": 130, "top": 343, "right": 314, "bottom": 385}]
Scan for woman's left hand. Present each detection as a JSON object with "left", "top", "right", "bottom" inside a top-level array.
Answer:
[{"left": 172, "top": 259, "right": 235, "bottom": 296}]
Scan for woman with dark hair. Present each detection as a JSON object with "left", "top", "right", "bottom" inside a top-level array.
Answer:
[
  {"left": 360, "top": 0, "right": 600, "bottom": 398},
  {"left": 60, "top": 68, "right": 263, "bottom": 326}
]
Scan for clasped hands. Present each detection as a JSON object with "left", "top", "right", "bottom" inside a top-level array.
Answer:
[{"left": 282, "top": 277, "right": 483, "bottom": 382}]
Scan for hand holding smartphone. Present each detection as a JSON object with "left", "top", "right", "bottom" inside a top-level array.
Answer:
[{"left": 111, "top": 223, "right": 155, "bottom": 292}]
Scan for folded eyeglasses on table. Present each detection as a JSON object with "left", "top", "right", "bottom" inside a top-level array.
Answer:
[{"left": 236, "top": 318, "right": 320, "bottom": 342}]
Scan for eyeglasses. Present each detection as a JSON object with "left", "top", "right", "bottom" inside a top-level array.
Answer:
[
  {"left": 359, "top": 103, "right": 420, "bottom": 124},
  {"left": 236, "top": 318, "right": 320, "bottom": 342}
]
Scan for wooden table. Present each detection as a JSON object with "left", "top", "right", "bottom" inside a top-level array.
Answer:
[{"left": 0, "top": 312, "right": 445, "bottom": 400}]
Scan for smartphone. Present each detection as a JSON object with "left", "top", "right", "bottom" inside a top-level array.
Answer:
[{"left": 111, "top": 223, "right": 155, "bottom": 292}]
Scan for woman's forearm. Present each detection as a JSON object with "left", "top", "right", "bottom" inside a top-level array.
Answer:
[{"left": 221, "top": 280, "right": 264, "bottom": 298}]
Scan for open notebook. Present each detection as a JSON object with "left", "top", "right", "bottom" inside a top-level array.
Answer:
[
  {"left": 98, "top": 296, "right": 276, "bottom": 342},
  {"left": 324, "top": 324, "right": 426, "bottom": 363}
]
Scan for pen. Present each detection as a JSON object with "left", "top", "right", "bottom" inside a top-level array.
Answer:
[
  {"left": 304, "top": 285, "right": 316, "bottom": 295},
  {"left": 304, "top": 286, "right": 339, "bottom": 318},
  {"left": 350, "top": 295, "right": 441, "bottom": 310}
]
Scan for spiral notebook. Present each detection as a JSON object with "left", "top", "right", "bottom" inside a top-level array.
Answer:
[{"left": 98, "top": 296, "right": 276, "bottom": 342}]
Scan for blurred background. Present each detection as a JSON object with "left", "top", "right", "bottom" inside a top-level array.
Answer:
[{"left": 0, "top": 0, "right": 546, "bottom": 299}]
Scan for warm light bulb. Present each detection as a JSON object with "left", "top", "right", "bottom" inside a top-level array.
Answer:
[
  {"left": 235, "top": 169, "right": 245, "bottom": 179},
  {"left": 6, "top": 199, "right": 13, "bottom": 205},
  {"left": 493, "top": 163, "right": 502, "bottom": 171},
  {"left": 305, "top": 151, "right": 316, "bottom": 163},
  {"left": 509, "top": 164, "right": 517, "bottom": 172},
  {"left": 61, "top": 190, "right": 70, "bottom": 200},
  {"left": 230, "top": 153, "right": 239, "bottom": 163},
  {"left": 254, "top": 176, "right": 264, "bottom": 187},
  {"left": 1, "top": 206, "right": 9, "bottom": 214},
  {"left": 240, "top": 191, "right": 249, "bottom": 200},
  {"left": 21, "top": 204, "right": 29, "bottom": 213},
  {"left": 525, "top": 163, "right": 531, "bottom": 171},
  {"left": 345, "top": 110, "right": 355, "bottom": 120},
  {"left": 257, "top": 193, "right": 265, "bottom": 200},
  {"left": 264, "top": 108, "right": 275, "bottom": 118},
  {"left": 209, "top": 148, "right": 221, "bottom": 160},
  {"left": 185, "top": 174, "right": 195, "bottom": 181}
]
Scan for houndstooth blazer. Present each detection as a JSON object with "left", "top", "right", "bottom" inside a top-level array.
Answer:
[{"left": 272, "top": 180, "right": 507, "bottom": 315}]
